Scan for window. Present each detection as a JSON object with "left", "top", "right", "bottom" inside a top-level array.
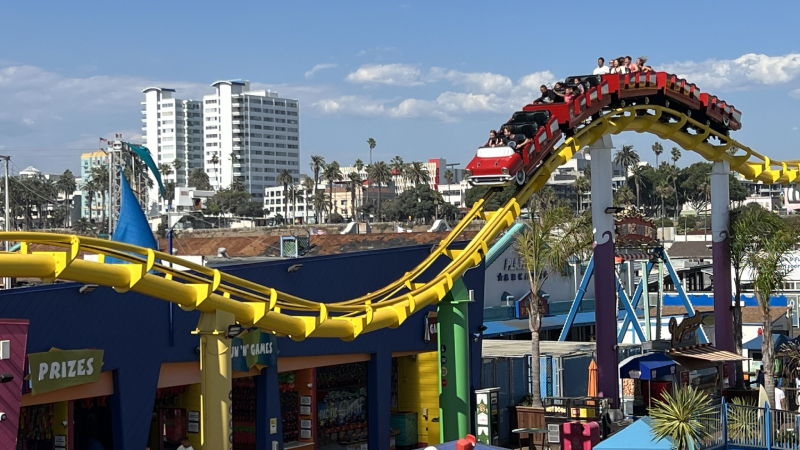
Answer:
[
  {"left": 161, "top": 103, "right": 174, "bottom": 108},
  {"left": 265, "top": 168, "right": 275, "bottom": 173},
  {"left": 263, "top": 99, "right": 274, "bottom": 105},
  {"left": 206, "top": 125, "right": 218, "bottom": 130},
  {"left": 276, "top": 118, "right": 286, "bottom": 123},
  {"left": 205, "top": 99, "right": 218, "bottom": 104},
  {"left": 252, "top": 159, "right": 263, "bottom": 164},
  {"left": 288, "top": 128, "right": 298, "bottom": 133},
  {"left": 276, "top": 143, "right": 286, "bottom": 148},
  {"left": 276, "top": 160, "right": 286, "bottom": 165},
  {"left": 264, "top": 126, "right": 274, "bottom": 130},
  {"left": 163, "top": 137, "right": 174, "bottom": 142},
  {"left": 287, "top": 102, "right": 298, "bottom": 108},
  {"left": 275, "top": 101, "right": 286, "bottom": 107},
  {"left": 275, "top": 110, "right": 286, "bottom": 115},
  {"left": 288, "top": 144, "right": 299, "bottom": 149},
  {"left": 265, "top": 143, "right": 275, "bottom": 147},
  {"left": 206, "top": 143, "right": 219, "bottom": 147},
  {"left": 288, "top": 153, "right": 299, "bottom": 158},
  {"left": 264, "top": 160, "right": 275, "bottom": 164},
  {"left": 276, "top": 127, "right": 286, "bottom": 131},
  {"left": 206, "top": 134, "right": 218, "bottom": 139},
  {"left": 251, "top": 108, "right": 262, "bottom": 113},
  {"left": 163, "top": 145, "right": 174, "bottom": 150},
  {"left": 276, "top": 152, "right": 287, "bottom": 157},
  {"left": 205, "top": 108, "right": 218, "bottom": 113},
  {"left": 288, "top": 111, "right": 298, "bottom": 116},
  {"left": 254, "top": 150, "right": 263, "bottom": 155},
  {"left": 162, "top": 111, "right": 174, "bottom": 116},
  {"left": 162, "top": 120, "right": 174, "bottom": 125},
  {"left": 252, "top": 142, "right": 262, "bottom": 147},
  {"left": 253, "top": 125, "right": 262, "bottom": 129},
  {"left": 288, "top": 136, "right": 298, "bottom": 141},
  {"left": 206, "top": 117, "right": 218, "bottom": 122},
  {"left": 275, "top": 135, "right": 286, "bottom": 140},
  {"left": 288, "top": 119, "right": 298, "bottom": 124}
]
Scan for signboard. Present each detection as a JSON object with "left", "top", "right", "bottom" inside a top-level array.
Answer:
[
  {"left": 28, "top": 348, "right": 104, "bottom": 395},
  {"left": 668, "top": 312, "right": 712, "bottom": 348},
  {"left": 231, "top": 330, "right": 277, "bottom": 372},
  {"left": 424, "top": 312, "right": 438, "bottom": 343}
]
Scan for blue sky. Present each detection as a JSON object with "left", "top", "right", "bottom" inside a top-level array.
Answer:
[{"left": 1, "top": 0, "right": 799, "bottom": 177}]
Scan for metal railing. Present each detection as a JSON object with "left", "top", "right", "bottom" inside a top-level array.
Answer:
[
  {"left": 695, "top": 400, "right": 800, "bottom": 450},
  {"left": 697, "top": 405, "right": 726, "bottom": 450}
]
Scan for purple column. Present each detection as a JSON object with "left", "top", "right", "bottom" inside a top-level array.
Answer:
[
  {"left": 711, "top": 160, "right": 734, "bottom": 379},
  {"left": 589, "top": 135, "right": 619, "bottom": 407}
]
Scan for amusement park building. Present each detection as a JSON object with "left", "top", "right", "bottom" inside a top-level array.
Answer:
[{"left": 0, "top": 242, "right": 485, "bottom": 450}]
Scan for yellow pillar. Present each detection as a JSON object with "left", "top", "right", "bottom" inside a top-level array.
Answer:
[{"left": 197, "top": 311, "right": 234, "bottom": 450}]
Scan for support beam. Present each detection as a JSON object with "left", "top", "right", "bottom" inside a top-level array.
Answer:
[
  {"left": 368, "top": 351, "right": 392, "bottom": 450},
  {"left": 615, "top": 274, "right": 646, "bottom": 343},
  {"left": 617, "top": 261, "right": 655, "bottom": 341},
  {"left": 711, "top": 160, "right": 734, "bottom": 363},
  {"left": 559, "top": 256, "right": 595, "bottom": 341},
  {"left": 438, "top": 278, "right": 471, "bottom": 441},
  {"left": 257, "top": 365, "right": 282, "bottom": 450},
  {"left": 197, "top": 311, "right": 234, "bottom": 450},
  {"left": 660, "top": 250, "right": 709, "bottom": 343},
  {"left": 589, "top": 135, "right": 619, "bottom": 407}
]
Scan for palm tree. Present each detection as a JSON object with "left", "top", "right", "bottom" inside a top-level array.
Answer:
[
  {"left": 614, "top": 145, "right": 639, "bottom": 186},
  {"left": 90, "top": 166, "right": 109, "bottom": 231},
  {"left": 323, "top": 161, "right": 343, "bottom": 217},
  {"left": 655, "top": 182, "right": 674, "bottom": 238},
  {"left": 444, "top": 169, "right": 454, "bottom": 185},
  {"left": 630, "top": 164, "right": 646, "bottom": 208},
  {"left": 278, "top": 169, "right": 294, "bottom": 223},
  {"left": 671, "top": 146, "right": 682, "bottom": 166},
  {"left": 614, "top": 185, "right": 635, "bottom": 206},
  {"left": 652, "top": 142, "right": 664, "bottom": 167},
  {"left": 347, "top": 172, "right": 363, "bottom": 220},
  {"left": 730, "top": 205, "right": 786, "bottom": 389},
  {"left": 354, "top": 158, "right": 365, "bottom": 212},
  {"left": 573, "top": 176, "right": 590, "bottom": 212},
  {"left": 209, "top": 153, "right": 220, "bottom": 189},
  {"left": 188, "top": 167, "right": 212, "bottom": 190},
  {"left": 56, "top": 169, "right": 76, "bottom": 227},
  {"left": 664, "top": 164, "right": 681, "bottom": 219},
  {"left": 172, "top": 158, "right": 183, "bottom": 183},
  {"left": 516, "top": 206, "right": 592, "bottom": 407},
  {"left": 230, "top": 179, "right": 246, "bottom": 193},
  {"left": 367, "top": 137, "right": 376, "bottom": 164},
  {"left": 366, "top": 161, "right": 392, "bottom": 221},
  {"left": 746, "top": 218, "right": 799, "bottom": 406},
  {"left": 390, "top": 156, "right": 404, "bottom": 190},
  {"left": 83, "top": 178, "right": 97, "bottom": 223},
  {"left": 406, "top": 161, "right": 431, "bottom": 186},
  {"left": 311, "top": 190, "right": 329, "bottom": 222},
  {"left": 301, "top": 176, "right": 315, "bottom": 223},
  {"left": 650, "top": 386, "right": 714, "bottom": 450}
]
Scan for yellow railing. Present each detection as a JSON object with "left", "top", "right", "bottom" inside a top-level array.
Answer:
[{"left": 1, "top": 105, "right": 797, "bottom": 340}]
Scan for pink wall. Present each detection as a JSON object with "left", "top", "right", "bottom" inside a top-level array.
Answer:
[{"left": 0, "top": 319, "right": 29, "bottom": 450}]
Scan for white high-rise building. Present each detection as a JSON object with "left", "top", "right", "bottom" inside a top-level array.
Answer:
[
  {"left": 141, "top": 87, "right": 204, "bottom": 208},
  {"left": 202, "top": 80, "right": 300, "bottom": 199}
]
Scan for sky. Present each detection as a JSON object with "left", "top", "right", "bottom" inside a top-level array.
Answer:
[{"left": 1, "top": 0, "right": 800, "bottom": 177}]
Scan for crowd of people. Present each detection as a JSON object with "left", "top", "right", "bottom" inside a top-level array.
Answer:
[{"left": 481, "top": 55, "right": 657, "bottom": 149}]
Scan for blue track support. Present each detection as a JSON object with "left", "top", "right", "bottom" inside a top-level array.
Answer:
[
  {"left": 618, "top": 260, "right": 655, "bottom": 341},
  {"left": 615, "top": 274, "right": 646, "bottom": 343},
  {"left": 558, "top": 256, "right": 594, "bottom": 341},
  {"left": 660, "top": 249, "right": 708, "bottom": 343}
]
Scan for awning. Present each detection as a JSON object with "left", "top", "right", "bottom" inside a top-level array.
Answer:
[
  {"left": 619, "top": 352, "right": 676, "bottom": 380},
  {"left": 743, "top": 333, "right": 789, "bottom": 352},
  {"left": 666, "top": 344, "right": 748, "bottom": 361},
  {"left": 595, "top": 417, "right": 672, "bottom": 450},
  {"left": 483, "top": 311, "right": 596, "bottom": 337}
]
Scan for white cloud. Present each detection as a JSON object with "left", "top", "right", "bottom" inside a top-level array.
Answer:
[
  {"left": 346, "top": 64, "right": 423, "bottom": 86},
  {"left": 658, "top": 53, "right": 800, "bottom": 90},
  {"left": 304, "top": 63, "right": 338, "bottom": 79},
  {"left": 426, "top": 68, "right": 513, "bottom": 93},
  {"left": 21, "top": 118, "right": 34, "bottom": 125},
  {"left": 791, "top": 88, "right": 800, "bottom": 99},
  {"left": 312, "top": 95, "right": 388, "bottom": 116}
]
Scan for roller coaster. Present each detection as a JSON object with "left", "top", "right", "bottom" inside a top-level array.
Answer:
[{"left": 0, "top": 71, "right": 798, "bottom": 342}]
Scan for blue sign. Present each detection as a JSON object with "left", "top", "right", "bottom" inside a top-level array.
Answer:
[{"left": 231, "top": 330, "right": 278, "bottom": 372}]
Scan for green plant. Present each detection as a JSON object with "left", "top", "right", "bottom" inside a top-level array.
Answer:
[
  {"left": 726, "top": 397, "right": 760, "bottom": 443},
  {"left": 518, "top": 393, "right": 534, "bottom": 407},
  {"left": 650, "top": 386, "right": 714, "bottom": 450}
]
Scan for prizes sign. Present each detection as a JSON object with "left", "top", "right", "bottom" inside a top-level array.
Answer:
[
  {"left": 28, "top": 349, "right": 104, "bottom": 395},
  {"left": 231, "top": 330, "right": 277, "bottom": 372}
]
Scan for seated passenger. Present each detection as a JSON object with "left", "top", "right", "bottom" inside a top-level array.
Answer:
[
  {"left": 533, "top": 85, "right": 558, "bottom": 104},
  {"left": 593, "top": 57, "right": 610, "bottom": 75},
  {"left": 554, "top": 87, "right": 576, "bottom": 104},
  {"left": 502, "top": 126, "right": 524, "bottom": 149},
  {"left": 572, "top": 78, "right": 585, "bottom": 95},
  {"left": 636, "top": 56, "right": 653, "bottom": 73},
  {"left": 626, "top": 55, "right": 638, "bottom": 73},
  {"left": 484, "top": 130, "right": 504, "bottom": 147}
]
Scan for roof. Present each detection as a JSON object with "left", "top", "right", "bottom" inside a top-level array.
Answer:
[
  {"left": 141, "top": 87, "right": 176, "bottom": 93},
  {"left": 19, "top": 166, "right": 40, "bottom": 173},
  {"left": 643, "top": 305, "right": 789, "bottom": 325},
  {"left": 666, "top": 241, "right": 712, "bottom": 259},
  {"left": 595, "top": 417, "right": 671, "bottom": 450},
  {"left": 482, "top": 339, "right": 596, "bottom": 358},
  {"left": 211, "top": 79, "right": 247, "bottom": 87},
  {"left": 162, "top": 231, "right": 480, "bottom": 258},
  {"left": 666, "top": 344, "right": 749, "bottom": 361}
]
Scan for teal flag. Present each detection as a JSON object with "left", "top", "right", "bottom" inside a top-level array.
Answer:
[{"left": 126, "top": 143, "right": 165, "bottom": 197}]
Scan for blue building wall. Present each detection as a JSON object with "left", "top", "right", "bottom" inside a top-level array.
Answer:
[{"left": 0, "top": 242, "right": 485, "bottom": 450}]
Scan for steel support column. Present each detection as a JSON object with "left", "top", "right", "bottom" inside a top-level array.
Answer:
[{"left": 712, "top": 160, "right": 735, "bottom": 379}]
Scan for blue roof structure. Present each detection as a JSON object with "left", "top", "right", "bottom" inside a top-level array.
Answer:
[
  {"left": 595, "top": 417, "right": 672, "bottom": 450},
  {"left": 743, "top": 333, "right": 790, "bottom": 351},
  {"left": 619, "top": 353, "right": 676, "bottom": 380}
]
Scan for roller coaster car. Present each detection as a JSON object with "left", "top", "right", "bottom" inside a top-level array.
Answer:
[
  {"left": 521, "top": 77, "right": 611, "bottom": 130},
  {"left": 464, "top": 112, "right": 562, "bottom": 187}
]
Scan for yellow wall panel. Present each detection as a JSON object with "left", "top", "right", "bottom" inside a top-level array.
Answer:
[{"left": 396, "top": 351, "right": 440, "bottom": 445}]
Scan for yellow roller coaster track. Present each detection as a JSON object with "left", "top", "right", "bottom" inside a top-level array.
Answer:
[{"left": 1, "top": 104, "right": 798, "bottom": 341}]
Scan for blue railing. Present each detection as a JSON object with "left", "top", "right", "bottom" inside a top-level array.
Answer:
[{"left": 697, "top": 399, "right": 800, "bottom": 450}]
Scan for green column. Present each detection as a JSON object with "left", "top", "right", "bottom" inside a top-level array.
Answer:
[{"left": 438, "top": 277, "right": 471, "bottom": 442}]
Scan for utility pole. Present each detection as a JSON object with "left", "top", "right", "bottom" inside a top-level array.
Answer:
[{"left": 0, "top": 154, "right": 10, "bottom": 289}]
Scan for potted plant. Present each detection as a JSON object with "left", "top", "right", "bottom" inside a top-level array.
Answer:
[{"left": 650, "top": 386, "right": 714, "bottom": 450}]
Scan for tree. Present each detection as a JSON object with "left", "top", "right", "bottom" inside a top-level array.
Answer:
[
  {"left": 629, "top": 164, "right": 646, "bottom": 208},
  {"left": 573, "top": 176, "right": 590, "bottom": 212},
  {"left": 382, "top": 184, "right": 445, "bottom": 223},
  {"left": 444, "top": 169, "right": 454, "bottom": 185},
  {"left": 90, "top": 165, "right": 109, "bottom": 231},
  {"left": 312, "top": 190, "right": 329, "bottom": 221},
  {"left": 323, "top": 161, "right": 343, "bottom": 217},
  {"left": 650, "top": 386, "right": 714, "bottom": 450},
  {"left": 229, "top": 179, "right": 246, "bottom": 193},
  {"left": 671, "top": 146, "right": 682, "bottom": 166},
  {"left": 172, "top": 158, "right": 183, "bottom": 178},
  {"left": 159, "top": 163, "right": 174, "bottom": 179},
  {"left": 465, "top": 185, "right": 517, "bottom": 211},
  {"left": 163, "top": 181, "right": 176, "bottom": 209},
  {"left": 347, "top": 172, "right": 363, "bottom": 219},
  {"left": 655, "top": 181, "right": 674, "bottom": 226},
  {"left": 209, "top": 154, "right": 220, "bottom": 189},
  {"left": 366, "top": 161, "right": 392, "bottom": 221},
  {"left": 309, "top": 155, "right": 326, "bottom": 221},
  {"left": 516, "top": 206, "right": 592, "bottom": 407},
  {"left": 367, "top": 137, "right": 376, "bottom": 164},
  {"left": 390, "top": 156, "right": 404, "bottom": 190},
  {"left": 749, "top": 225, "right": 799, "bottom": 407},
  {"left": 729, "top": 205, "right": 788, "bottom": 390},
  {"left": 405, "top": 161, "right": 430, "bottom": 187},
  {"left": 278, "top": 169, "right": 294, "bottom": 224},
  {"left": 614, "top": 185, "right": 635, "bottom": 206},
  {"left": 188, "top": 168, "right": 212, "bottom": 190},
  {"left": 614, "top": 145, "right": 640, "bottom": 186},
  {"left": 56, "top": 169, "right": 77, "bottom": 227},
  {"left": 301, "top": 176, "right": 315, "bottom": 223},
  {"left": 354, "top": 158, "right": 365, "bottom": 214},
  {"left": 652, "top": 142, "right": 664, "bottom": 167},
  {"left": 235, "top": 201, "right": 266, "bottom": 218}
]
